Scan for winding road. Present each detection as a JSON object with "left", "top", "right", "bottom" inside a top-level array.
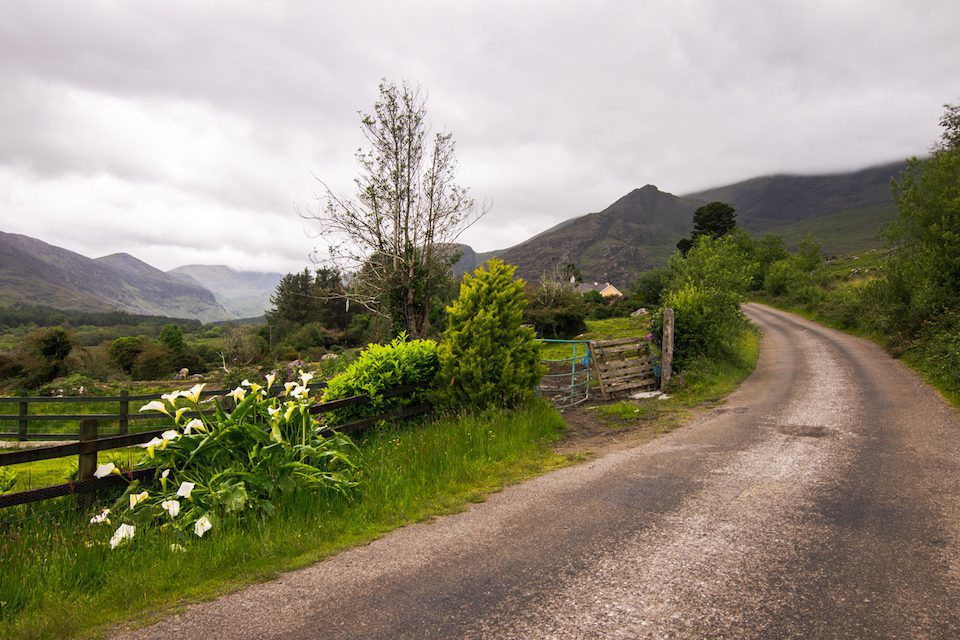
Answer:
[{"left": 119, "top": 304, "right": 960, "bottom": 639}]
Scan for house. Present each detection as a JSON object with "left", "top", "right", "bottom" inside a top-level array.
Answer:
[{"left": 576, "top": 282, "right": 623, "bottom": 299}]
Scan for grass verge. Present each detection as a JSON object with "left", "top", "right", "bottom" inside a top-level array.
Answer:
[{"left": 0, "top": 401, "right": 569, "bottom": 639}]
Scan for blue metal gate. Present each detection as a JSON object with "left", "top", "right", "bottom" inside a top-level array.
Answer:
[{"left": 536, "top": 339, "right": 592, "bottom": 408}]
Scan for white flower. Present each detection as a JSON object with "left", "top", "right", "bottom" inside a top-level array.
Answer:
[
  {"left": 140, "top": 436, "right": 164, "bottom": 449},
  {"left": 129, "top": 491, "right": 148, "bottom": 509},
  {"left": 161, "top": 469, "right": 170, "bottom": 479},
  {"left": 299, "top": 371, "right": 314, "bottom": 385},
  {"left": 265, "top": 373, "right": 276, "bottom": 390},
  {"left": 161, "top": 390, "right": 184, "bottom": 403},
  {"left": 90, "top": 508, "right": 111, "bottom": 525},
  {"left": 183, "top": 418, "right": 204, "bottom": 434},
  {"left": 291, "top": 385, "right": 310, "bottom": 400},
  {"left": 283, "top": 381, "right": 298, "bottom": 396},
  {"left": 194, "top": 515, "right": 213, "bottom": 537},
  {"left": 174, "top": 407, "right": 190, "bottom": 423},
  {"left": 161, "top": 499, "right": 181, "bottom": 517},
  {"left": 93, "top": 462, "right": 118, "bottom": 478},
  {"left": 267, "top": 406, "right": 281, "bottom": 418},
  {"left": 161, "top": 430, "right": 179, "bottom": 441},
  {"left": 177, "top": 481, "right": 196, "bottom": 499},
  {"left": 240, "top": 379, "right": 251, "bottom": 387},
  {"left": 109, "top": 523, "right": 136, "bottom": 549},
  {"left": 139, "top": 400, "right": 170, "bottom": 415},
  {"left": 284, "top": 403, "right": 298, "bottom": 422},
  {"left": 227, "top": 387, "right": 247, "bottom": 402},
  {"left": 185, "top": 383, "right": 206, "bottom": 403}
]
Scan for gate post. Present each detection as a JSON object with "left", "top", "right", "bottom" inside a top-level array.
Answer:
[{"left": 660, "top": 307, "right": 674, "bottom": 391}]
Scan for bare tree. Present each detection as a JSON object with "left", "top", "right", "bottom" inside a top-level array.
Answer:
[{"left": 303, "top": 79, "right": 486, "bottom": 338}]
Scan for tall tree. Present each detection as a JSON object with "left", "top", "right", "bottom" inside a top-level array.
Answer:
[
  {"left": 304, "top": 80, "right": 486, "bottom": 337},
  {"left": 677, "top": 201, "right": 737, "bottom": 254}
]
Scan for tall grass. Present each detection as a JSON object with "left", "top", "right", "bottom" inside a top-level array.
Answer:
[{"left": 0, "top": 401, "right": 567, "bottom": 639}]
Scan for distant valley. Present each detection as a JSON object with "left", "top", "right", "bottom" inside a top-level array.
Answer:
[{"left": 0, "top": 231, "right": 281, "bottom": 322}]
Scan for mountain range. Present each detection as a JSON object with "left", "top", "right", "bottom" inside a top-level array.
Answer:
[
  {"left": 476, "top": 160, "right": 905, "bottom": 285},
  {"left": 0, "top": 231, "right": 281, "bottom": 322},
  {"left": 0, "top": 159, "right": 906, "bottom": 321}
]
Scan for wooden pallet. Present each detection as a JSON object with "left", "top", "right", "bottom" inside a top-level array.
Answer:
[{"left": 590, "top": 337, "right": 658, "bottom": 400}]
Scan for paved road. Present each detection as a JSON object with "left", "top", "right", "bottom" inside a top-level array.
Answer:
[{"left": 119, "top": 304, "right": 960, "bottom": 639}]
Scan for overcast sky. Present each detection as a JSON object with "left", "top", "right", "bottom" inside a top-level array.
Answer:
[{"left": 1, "top": 1, "right": 957, "bottom": 274}]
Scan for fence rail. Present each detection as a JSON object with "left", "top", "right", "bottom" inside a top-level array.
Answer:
[{"left": 0, "top": 381, "right": 431, "bottom": 509}]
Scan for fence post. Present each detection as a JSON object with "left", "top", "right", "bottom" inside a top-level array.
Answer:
[
  {"left": 660, "top": 307, "right": 674, "bottom": 391},
  {"left": 77, "top": 419, "right": 98, "bottom": 510},
  {"left": 18, "top": 394, "right": 28, "bottom": 441},
  {"left": 119, "top": 389, "right": 129, "bottom": 436}
]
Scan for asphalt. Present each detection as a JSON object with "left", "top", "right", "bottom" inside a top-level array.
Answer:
[{"left": 115, "top": 303, "right": 960, "bottom": 639}]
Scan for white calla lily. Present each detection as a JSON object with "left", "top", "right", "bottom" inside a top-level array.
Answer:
[
  {"left": 161, "top": 390, "right": 184, "bottom": 403},
  {"left": 129, "top": 491, "right": 149, "bottom": 509},
  {"left": 174, "top": 407, "right": 189, "bottom": 423},
  {"left": 227, "top": 387, "right": 247, "bottom": 402},
  {"left": 161, "top": 430, "right": 179, "bottom": 441},
  {"left": 139, "top": 400, "right": 170, "bottom": 415},
  {"left": 177, "top": 481, "right": 195, "bottom": 499},
  {"left": 109, "top": 523, "right": 135, "bottom": 549},
  {"left": 161, "top": 499, "right": 181, "bottom": 517},
  {"left": 283, "top": 381, "right": 298, "bottom": 396},
  {"left": 265, "top": 373, "right": 276, "bottom": 390},
  {"left": 185, "top": 383, "right": 206, "bottom": 403},
  {"left": 93, "top": 462, "right": 118, "bottom": 478},
  {"left": 194, "top": 515, "right": 213, "bottom": 537},
  {"left": 299, "top": 371, "right": 314, "bottom": 385},
  {"left": 183, "top": 418, "right": 203, "bottom": 434},
  {"left": 90, "top": 508, "right": 111, "bottom": 525}
]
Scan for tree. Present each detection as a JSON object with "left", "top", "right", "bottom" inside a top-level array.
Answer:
[
  {"left": 304, "top": 80, "right": 486, "bottom": 338},
  {"left": 435, "top": 260, "right": 542, "bottom": 409},
  {"left": 677, "top": 201, "right": 737, "bottom": 254},
  {"left": 159, "top": 324, "right": 185, "bottom": 353}
]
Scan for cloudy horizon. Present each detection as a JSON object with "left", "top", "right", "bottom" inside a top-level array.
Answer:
[{"left": 1, "top": 1, "right": 957, "bottom": 275}]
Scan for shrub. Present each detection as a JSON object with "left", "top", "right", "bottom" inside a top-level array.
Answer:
[
  {"left": 435, "top": 259, "right": 543, "bottom": 410},
  {"left": 321, "top": 334, "right": 439, "bottom": 425},
  {"left": 655, "top": 283, "right": 747, "bottom": 369},
  {"left": 109, "top": 336, "right": 146, "bottom": 375},
  {"left": 131, "top": 343, "right": 173, "bottom": 380}
]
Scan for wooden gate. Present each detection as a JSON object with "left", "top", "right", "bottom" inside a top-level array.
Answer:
[{"left": 589, "top": 337, "right": 657, "bottom": 400}]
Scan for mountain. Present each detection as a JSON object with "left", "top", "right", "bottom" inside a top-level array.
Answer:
[
  {"left": 495, "top": 185, "right": 701, "bottom": 285},
  {"left": 481, "top": 161, "right": 906, "bottom": 286},
  {"left": 0, "top": 233, "right": 229, "bottom": 322},
  {"left": 167, "top": 265, "right": 282, "bottom": 318},
  {"left": 684, "top": 160, "right": 905, "bottom": 253}
]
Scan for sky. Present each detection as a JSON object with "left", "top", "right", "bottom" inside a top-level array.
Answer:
[{"left": 1, "top": 0, "right": 957, "bottom": 274}]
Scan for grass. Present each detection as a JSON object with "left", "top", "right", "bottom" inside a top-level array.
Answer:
[
  {"left": 0, "top": 448, "right": 142, "bottom": 492},
  {"left": 589, "top": 327, "right": 760, "bottom": 434},
  {"left": 539, "top": 315, "right": 652, "bottom": 360},
  {"left": 0, "top": 401, "right": 570, "bottom": 639}
]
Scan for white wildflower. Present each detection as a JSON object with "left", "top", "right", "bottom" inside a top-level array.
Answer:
[
  {"left": 139, "top": 400, "right": 170, "bottom": 415},
  {"left": 161, "top": 499, "right": 181, "bottom": 517},
  {"left": 161, "top": 430, "right": 179, "bottom": 441},
  {"left": 265, "top": 372, "right": 276, "bottom": 390},
  {"left": 185, "top": 383, "right": 206, "bottom": 403},
  {"left": 194, "top": 515, "right": 213, "bottom": 538},
  {"left": 183, "top": 418, "right": 204, "bottom": 434},
  {"left": 129, "top": 491, "right": 148, "bottom": 509},
  {"left": 161, "top": 390, "right": 184, "bottom": 403},
  {"left": 299, "top": 371, "right": 314, "bottom": 385},
  {"left": 227, "top": 387, "right": 247, "bottom": 402},
  {"left": 109, "top": 523, "right": 135, "bottom": 549},
  {"left": 177, "top": 481, "right": 195, "bottom": 499},
  {"left": 93, "top": 462, "right": 118, "bottom": 478}
]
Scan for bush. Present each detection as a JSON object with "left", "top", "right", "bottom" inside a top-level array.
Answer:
[
  {"left": 131, "top": 343, "right": 173, "bottom": 380},
  {"left": 655, "top": 283, "right": 747, "bottom": 369},
  {"left": 109, "top": 336, "right": 146, "bottom": 375},
  {"left": 321, "top": 334, "right": 439, "bottom": 425},
  {"left": 523, "top": 307, "right": 587, "bottom": 339},
  {"left": 435, "top": 259, "right": 543, "bottom": 410}
]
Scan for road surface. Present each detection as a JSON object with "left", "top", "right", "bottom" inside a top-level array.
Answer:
[{"left": 118, "top": 304, "right": 960, "bottom": 639}]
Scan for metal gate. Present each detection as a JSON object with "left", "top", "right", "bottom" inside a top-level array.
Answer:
[{"left": 536, "top": 339, "right": 592, "bottom": 408}]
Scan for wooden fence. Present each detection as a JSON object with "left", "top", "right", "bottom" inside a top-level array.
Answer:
[{"left": 0, "top": 382, "right": 431, "bottom": 509}]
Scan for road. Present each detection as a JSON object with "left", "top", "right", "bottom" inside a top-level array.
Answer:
[{"left": 118, "top": 304, "right": 960, "bottom": 639}]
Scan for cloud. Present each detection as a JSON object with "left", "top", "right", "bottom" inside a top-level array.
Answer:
[{"left": 0, "top": 0, "right": 957, "bottom": 271}]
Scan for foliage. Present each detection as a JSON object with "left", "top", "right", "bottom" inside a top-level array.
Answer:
[
  {"left": 158, "top": 324, "right": 185, "bottom": 353},
  {"left": 109, "top": 336, "right": 146, "bottom": 375},
  {"left": 131, "top": 343, "right": 174, "bottom": 380},
  {"left": 678, "top": 201, "right": 737, "bottom": 253},
  {"left": 656, "top": 234, "right": 755, "bottom": 369},
  {"left": 523, "top": 276, "right": 587, "bottom": 339},
  {"left": 321, "top": 334, "right": 439, "bottom": 425},
  {"left": 631, "top": 268, "right": 671, "bottom": 308},
  {"left": 95, "top": 376, "right": 360, "bottom": 549},
  {"left": 304, "top": 79, "right": 483, "bottom": 337},
  {"left": 435, "top": 259, "right": 543, "bottom": 409}
]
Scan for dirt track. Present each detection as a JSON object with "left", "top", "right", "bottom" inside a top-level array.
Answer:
[{"left": 116, "top": 303, "right": 960, "bottom": 639}]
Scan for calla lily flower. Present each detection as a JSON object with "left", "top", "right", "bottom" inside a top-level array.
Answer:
[
  {"left": 283, "top": 381, "right": 298, "bottom": 396},
  {"left": 140, "top": 437, "right": 164, "bottom": 449},
  {"left": 161, "top": 469, "right": 170, "bottom": 479},
  {"left": 177, "top": 481, "right": 195, "bottom": 499},
  {"left": 267, "top": 406, "right": 281, "bottom": 418},
  {"left": 109, "top": 523, "right": 135, "bottom": 549},
  {"left": 161, "top": 430, "right": 179, "bottom": 441},
  {"left": 174, "top": 407, "right": 190, "bottom": 423},
  {"left": 93, "top": 462, "right": 119, "bottom": 478},
  {"left": 139, "top": 400, "right": 170, "bottom": 415},
  {"left": 284, "top": 403, "right": 298, "bottom": 422},
  {"left": 185, "top": 383, "right": 206, "bottom": 403},
  {"left": 265, "top": 373, "right": 276, "bottom": 390},
  {"left": 90, "top": 508, "right": 111, "bottom": 525},
  {"left": 129, "top": 491, "right": 149, "bottom": 509},
  {"left": 161, "top": 390, "right": 184, "bottom": 403},
  {"left": 241, "top": 379, "right": 251, "bottom": 387},
  {"left": 183, "top": 418, "right": 204, "bottom": 434},
  {"left": 161, "top": 499, "right": 181, "bottom": 517},
  {"left": 194, "top": 515, "right": 213, "bottom": 537},
  {"left": 299, "top": 371, "right": 314, "bottom": 385},
  {"left": 228, "top": 387, "right": 247, "bottom": 402}
]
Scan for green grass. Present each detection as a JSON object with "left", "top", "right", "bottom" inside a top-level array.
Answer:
[
  {"left": 539, "top": 315, "right": 652, "bottom": 360},
  {"left": 0, "top": 401, "right": 569, "bottom": 639},
  {"left": 0, "top": 448, "right": 142, "bottom": 492},
  {"left": 590, "top": 327, "right": 760, "bottom": 434}
]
